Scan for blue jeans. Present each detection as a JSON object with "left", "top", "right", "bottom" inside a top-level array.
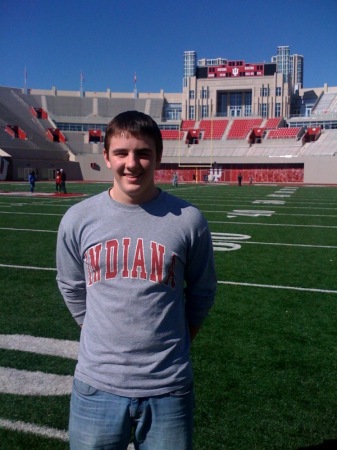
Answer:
[{"left": 69, "top": 378, "right": 194, "bottom": 450}]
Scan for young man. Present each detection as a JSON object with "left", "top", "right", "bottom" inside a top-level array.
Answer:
[
  {"left": 56, "top": 111, "right": 217, "bottom": 450},
  {"left": 60, "top": 168, "right": 67, "bottom": 194},
  {"left": 28, "top": 170, "right": 36, "bottom": 193}
]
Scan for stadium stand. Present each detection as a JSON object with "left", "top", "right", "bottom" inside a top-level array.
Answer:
[
  {"left": 1, "top": 45, "right": 337, "bottom": 184},
  {"left": 312, "top": 92, "right": 337, "bottom": 114},
  {"left": 199, "top": 119, "right": 228, "bottom": 139},
  {"left": 300, "top": 129, "right": 337, "bottom": 156},
  {"left": 180, "top": 120, "right": 196, "bottom": 130},
  {"left": 267, "top": 127, "right": 303, "bottom": 139},
  {"left": 43, "top": 96, "right": 93, "bottom": 117},
  {"left": 0, "top": 86, "right": 80, "bottom": 181},
  {"left": 264, "top": 117, "right": 283, "bottom": 129},
  {"left": 0, "top": 87, "right": 68, "bottom": 154},
  {"left": 161, "top": 130, "right": 184, "bottom": 140},
  {"left": 247, "top": 143, "right": 303, "bottom": 157},
  {"left": 62, "top": 131, "right": 101, "bottom": 154},
  {"left": 227, "top": 119, "right": 263, "bottom": 139}
]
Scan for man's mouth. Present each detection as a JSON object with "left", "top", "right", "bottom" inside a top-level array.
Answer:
[{"left": 124, "top": 173, "right": 141, "bottom": 179}]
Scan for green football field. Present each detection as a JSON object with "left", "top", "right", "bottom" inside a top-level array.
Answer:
[{"left": 0, "top": 181, "right": 336, "bottom": 449}]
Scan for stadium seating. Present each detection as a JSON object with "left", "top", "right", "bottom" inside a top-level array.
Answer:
[
  {"left": 5, "top": 125, "right": 27, "bottom": 139},
  {"left": 46, "top": 128, "right": 66, "bottom": 143},
  {"left": 312, "top": 93, "right": 337, "bottom": 114},
  {"left": 44, "top": 96, "right": 93, "bottom": 117},
  {"left": 63, "top": 131, "right": 104, "bottom": 154},
  {"left": 180, "top": 120, "right": 196, "bottom": 130},
  {"left": 0, "top": 87, "right": 68, "bottom": 154},
  {"left": 30, "top": 107, "right": 48, "bottom": 119},
  {"left": 1, "top": 83, "right": 337, "bottom": 184},
  {"left": 160, "top": 130, "right": 184, "bottom": 140},
  {"left": 267, "top": 127, "right": 302, "bottom": 139},
  {"left": 248, "top": 144, "right": 303, "bottom": 157},
  {"left": 300, "top": 129, "right": 337, "bottom": 156},
  {"left": 227, "top": 118, "right": 263, "bottom": 139},
  {"left": 199, "top": 119, "right": 228, "bottom": 139},
  {"left": 264, "top": 117, "right": 283, "bottom": 129}
]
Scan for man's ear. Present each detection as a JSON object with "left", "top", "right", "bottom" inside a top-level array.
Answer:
[
  {"left": 155, "top": 153, "right": 162, "bottom": 169},
  {"left": 103, "top": 150, "right": 111, "bottom": 168}
]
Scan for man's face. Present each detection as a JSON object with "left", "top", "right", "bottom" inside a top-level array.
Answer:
[{"left": 103, "top": 133, "right": 161, "bottom": 205}]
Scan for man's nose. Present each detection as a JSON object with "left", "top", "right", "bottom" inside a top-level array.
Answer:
[{"left": 126, "top": 153, "right": 138, "bottom": 168}]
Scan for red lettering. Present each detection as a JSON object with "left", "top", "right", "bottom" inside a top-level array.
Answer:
[
  {"left": 84, "top": 252, "right": 93, "bottom": 286},
  {"left": 85, "top": 238, "right": 172, "bottom": 287},
  {"left": 122, "top": 238, "right": 130, "bottom": 278},
  {"left": 131, "top": 238, "right": 147, "bottom": 279},
  {"left": 150, "top": 241, "right": 165, "bottom": 283},
  {"left": 87, "top": 243, "right": 102, "bottom": 285},
  {"left": 105, "top": 239, "right": 118, "bottom": 279}
]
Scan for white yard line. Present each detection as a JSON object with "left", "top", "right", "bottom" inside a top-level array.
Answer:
[
  {"left": 0, "top": 419, "right": 135, "bottom": 448},
  {"left": 209, "top": 220, "right": 337, "bottom": 229},
  {"left": 218, "top": 280, "right": 337, "bottom": 295},
  {"left": 0, "top": 227, "right": 57, "bottom": 233},
  {"left": 0, "top": 211, "right": 62, "bottom": 216},
  {"left": 0, "top": 263, "right": 335, "bottom": 294},
  {"left": 0, "top": 264, "right": 56, "bottom": 271},
  {"left": 0, "top": 367, "right": 73, "bottom": 396},
  {"left": 0, "top": 334, "right": 78, "bottom": 359},
  {"left": 0, "top": 418, "right": 69, "bottom": 442}
]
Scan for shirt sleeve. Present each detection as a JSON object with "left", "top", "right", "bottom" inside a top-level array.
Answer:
[
  {"left": 184, "top": 215, "right": 217, "bottom": 327},
  {"left": 56, "top": 217, "right": 87, "bottom": 325}
]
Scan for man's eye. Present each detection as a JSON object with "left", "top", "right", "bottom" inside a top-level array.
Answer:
[{"left": 138, "top": 151, "right": 151, "bottom": 158}]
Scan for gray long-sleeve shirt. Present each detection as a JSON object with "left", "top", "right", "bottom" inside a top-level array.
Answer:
[{"left": 56, "top": 189, "right": 216, "bottom": 397}]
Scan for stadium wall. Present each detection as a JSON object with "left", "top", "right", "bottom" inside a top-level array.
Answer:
[
  {"left": 74, "top": 154, "right": 337, "bottom": 185},
  {"left": 302, "top": 156, "right": 337, "bottom": 184}
]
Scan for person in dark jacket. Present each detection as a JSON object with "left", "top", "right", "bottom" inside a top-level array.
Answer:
[
  {"left": 28, "top": 170, "right": 36, "bottom": 193},
  {"left": 60, "top": 169, "right": 67, "bottom": 194}
]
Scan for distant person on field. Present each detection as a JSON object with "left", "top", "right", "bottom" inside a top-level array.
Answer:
[
  {"left": 172, "top": 171, "right": 178, "bottom": 187},
  {"left": 28, "top": 170, "right": 36, "bottom": 193},
  {"left": 60, "top": 168, "right": 67, "bottom": 194},
  {"left": 238, "top": 172, "right": 243, "bottom": 186},
  {"left": 55, "top": 170, "right": 62, "bottom": 193},
  {"left": 56, "top": 110, "right": 217, "bottom": 450}
]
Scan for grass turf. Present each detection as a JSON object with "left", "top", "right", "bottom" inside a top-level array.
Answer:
[{"left": 0, "top": 181, "right": 337, "bottom": 449}]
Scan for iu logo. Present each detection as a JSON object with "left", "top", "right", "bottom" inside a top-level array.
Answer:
[{"left": 232, "top": 67, "right": 239, "bottom": 76}]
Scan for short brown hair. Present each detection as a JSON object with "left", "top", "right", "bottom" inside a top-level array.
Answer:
[{"left": 104, "top": 111, "right": 163, "bottom": 158}]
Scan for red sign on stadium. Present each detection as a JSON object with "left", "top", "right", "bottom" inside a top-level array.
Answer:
[{"left": 208, "top": 63, "right": 264, "bottom": 78}]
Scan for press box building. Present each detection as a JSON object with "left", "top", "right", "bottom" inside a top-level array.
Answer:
[{"left": 182, "top": 48, "right": 294, "bottom": 121}]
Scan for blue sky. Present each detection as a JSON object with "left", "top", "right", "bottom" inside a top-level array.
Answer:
[{"left": 1, "top": 0, "right": 336, "bottom": 93}]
